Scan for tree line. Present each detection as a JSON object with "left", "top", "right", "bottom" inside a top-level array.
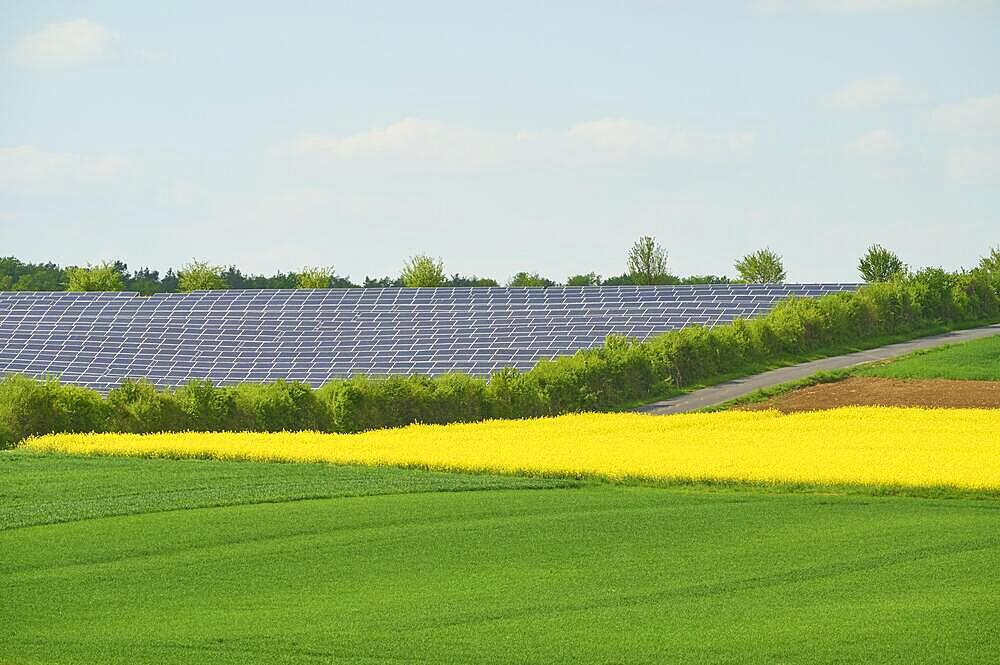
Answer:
[{"left": 1, "top": 238, "right": 985, "bottom": 292}]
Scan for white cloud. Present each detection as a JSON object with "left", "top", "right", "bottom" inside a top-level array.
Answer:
[
  {"left": 568, "top": 119, "right": 755, "bottom": 157},
  {"left": 9, "top": 19, "right": 116, "bottom": 69},
  {"left": 846, "top": 129, "right": 899, "bottom": 156},
  {"left": 286, "top": 118, "right": 754, "bottom": 172},
  {"left": 947, "top": 147, "right": 1000, "bottom": 185},
  {"left": 289, "top": 119, "right": 512, "bottom": 169},
  {"left": 827, "top": 76, "right": 916, "bottom": 110},
  {"left": 758, "top": 0, "right": 979, "bottom": 11},
  {"left": 0, "top": 145, "right": 126, "bottom": 192},
  {"left": 929, "top": 93, "right": 1000, "bottom": 135}
]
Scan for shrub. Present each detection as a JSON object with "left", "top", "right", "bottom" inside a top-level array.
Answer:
[
  {"left": 680, "top": 275, "right": 731, "bottom": 285},
  {"left": 508, "top": 272, "right": 556, "bottom": 287},
  {"left": 600, "top": 273, "right": 637, "bottom": 286},
  {"left": 951, "top": 270, "right": 999, "bottom": 321},
  {"left": 178, "top": 260, "right": 228, "bottom": 292},
  {"left": 0, "top": 376, "right": 106, "bottom": 448},
  {"left": 67, "top": 263, "right": 125, "bottom": 291},
  {"left": 975, "top": 248, "right": 1000, "bottom": 299},
  {"left": 174, "top": 380, "right": 249, "bottom": 431},
  {"left": 627, "top": 236, "right": 670, "bottom": 285},
  {"left": 443, "top": 274, "right": 500, "bottom": 287},
  {"left": 424, "top": 373, "right": 489, "bottom": 424},
  {"left": 909, "top": 267, "right": 957, "bottom": 320},
  {"left": 485, "top": 368, "right": 548, "bottom": 419},
  {"left": 858, "top": 244, "right": 906, "bottom": 283},
  {"left": 735, "top": 248, "right": 786, "bottom": 284},
  {"left": 232, "top": 381, "right": 329, "bottom": 432},
  {"left": 979, "top": 246, "right": 1000, "bottom": 274},
  {"left": 296, "top": 266, "right": 336, "bottom": 289},
  {"left": 320, "top": 374, "right": 488, "bottom": 433},
  {"left": 566, "top": 273, "right": 602, "bottom": 286},
  {"left": 106, "top": 380, "right": 186, "bottom": 433},
  {"left": 321, "top": 376, "right": 431, "bottom": 432},
  {"left": 3, "top": 254, "right": 1000, "bottom": 443},
  {"left": 401, "top": 255, "right": 446, "bottom": 288}
]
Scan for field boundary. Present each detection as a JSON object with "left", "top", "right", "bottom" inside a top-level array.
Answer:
[{"left": 636, "top": 323, "right": 1000, "bottom": 415}]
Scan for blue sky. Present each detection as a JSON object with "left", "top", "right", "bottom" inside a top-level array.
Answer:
[{"left": 1, "top": 1, "right": 998, "bottom": 283}]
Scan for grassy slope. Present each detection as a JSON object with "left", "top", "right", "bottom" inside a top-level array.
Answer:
[
  {"left": 3, "top": 454, "right": 999, "bottom": 665},
  {"left": 857, "top": 334, "right": 1000, "bottom": 381},
  {"left": 625, "top": 321, "right": 996, "bottom": 410},
  {"left": 0, "top": 451, "right": 578, "bottom": 531},
  {"left": 707, "top": 333, "right": 1000, "bottom": 411}
]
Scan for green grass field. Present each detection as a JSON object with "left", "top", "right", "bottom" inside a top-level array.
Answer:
[
  {"left": 857, "top": 334, "right": 1000, "bottom": 381},
  {"left": 3, "top": 452, "right": 999, "bottom": 664}
]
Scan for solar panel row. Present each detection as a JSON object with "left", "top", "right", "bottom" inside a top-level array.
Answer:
[{"left": 0, "top": 285, "right": 859, "bottom": 392}]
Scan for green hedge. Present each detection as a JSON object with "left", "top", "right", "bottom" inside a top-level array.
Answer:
[{"left": 2, "top": 266, "right": 999, "bottom": 448}]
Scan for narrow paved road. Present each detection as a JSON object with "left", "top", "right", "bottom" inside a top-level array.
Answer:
[{"left": 635, "top": 323, "right": 1000, "bottom": 415}]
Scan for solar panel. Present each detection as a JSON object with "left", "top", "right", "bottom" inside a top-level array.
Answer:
[{"left": 0, "top": 285, "right": 860, "bottom": 391}]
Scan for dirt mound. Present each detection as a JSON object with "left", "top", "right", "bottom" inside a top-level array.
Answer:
[{"left": 746, "top": 377, "right": 1000, "bottom": 412}]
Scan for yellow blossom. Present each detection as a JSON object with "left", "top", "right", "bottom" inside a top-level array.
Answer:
[{"left": 21, "top": 407, "right": 1000, "bottom": 490}]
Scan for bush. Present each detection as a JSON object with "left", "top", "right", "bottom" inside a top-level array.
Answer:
[
  {"left": 67, "top": 263, "right": 125, "bottom": 291},
  {"left": 979, "top": 246, "right": 1000, "bottom": 274},
  {"left": 951, "top": 270, "right": 999, "bottom": 321},
  {"left": 484, "top": 368, "right": 548, "bottom": 419},
  {"left": 627, "top": 236, "right": 670, "bottom": 285},
  {"left": 232, "top": 381, "right": 329, "bottom": 432},
  {"left": 735, "top": 248, "right": 786, "bottom": 284},
  {"left": 858, "top": 245, "right": 906, "bottom": 283},
  {"left": 425, "top": 373, "right": 489, "bottom": 424},
  {"left": 178, "top": 260, "right": 228, "bottom": 292},
  {"left": 401, "top": 256, "right": 446, "bottom": 288},
  {"left": 321, "top": 376, "right": 429, "bottom": 433},
  {"left": 320, "top": 374, "right": 488, "bottom": 433},
  {"left": 106, "top": 380, "right": 187, "bottom": 433},
  {"left": 0, "top": 376, "right": 106, "bottom": 448},
  {"left": 909, "top": 267, "right": 957, "bottom": 321},
  {"left": 174, "top": 380, "right": 249, "bottom": 431},
  {"left": 2, "top": 256, "right": 999, "bottom": 444},
  {"left": 508, "top": 272, "right": 556, "bottom": 287},
  {"left": 297, "top": 266, "right": 336, "bottom": 289},
  {"left": 567, "top": 273, "right": 602, "bottom": 286}
]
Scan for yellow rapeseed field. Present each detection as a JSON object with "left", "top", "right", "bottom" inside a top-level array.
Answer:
[{"left": 21, "top": 407, "right": 1000, "bottom": 490}]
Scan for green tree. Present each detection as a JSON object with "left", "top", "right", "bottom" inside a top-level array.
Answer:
[
  {"left": 126, "top": 267, "right": 165, "bottom": 295},
  {"left": 627, "top": 236, "right": 670, "bottom": 285},
  {"left": 681, "top": 275, "right": 730, "bottom": 285},
  {"left": 67, "top": 262, "right": 125, "bottom": 291},
  {"left": 566, "top": 272, "right": 602, "bottom": 286},
  {"left": 508, "top": 272, "right": 555, "bottom": 287},
  {"left": 178, "top": 260, "right": 228, "bottom": 292},
  {"left": 0, "top": 257, "right": 66, "bottom": 291},
  {"left": 735, "top": 248, "right": 786, "bottom": 284},
  {"left": 364, "top": 275, "right": 404, "bottom": 288},
  {"left": 858, "top": 244, "right": 906, "bottom": 283},
  {"left": 297, "top": 266, "right": 336, "bottom": 289},
  {"left": 600, "top": 273, "right": 636, "bottom": 286},
  {"left": 400, "top": 255, "right": 446, "bottom": 287},
  {"left": 442, "top": 274, "right": 499, "bottom": 287},
  {"left": 979, "top": 246, "right": 1000, "bottom": 273}
]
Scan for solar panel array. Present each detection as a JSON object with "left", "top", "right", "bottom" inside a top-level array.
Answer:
[{"left": 0, "top": 284, "right": 859, "bottom": 392}]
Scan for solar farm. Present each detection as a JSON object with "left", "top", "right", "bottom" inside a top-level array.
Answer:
[
  {"left": 8, "top": 2, "right": 1000, "bottom": 660},
  {"left": 0, "top": 283, "right": 856, "bottom": 391},
  {"left": 3, "top": 268, "right": 1000, "bottom": 665}
]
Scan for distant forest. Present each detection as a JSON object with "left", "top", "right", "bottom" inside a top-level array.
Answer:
[{"left": 0, "top": 256, "right": 731, "bottom": 293}]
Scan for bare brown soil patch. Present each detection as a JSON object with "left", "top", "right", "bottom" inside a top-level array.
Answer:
[{"left": 747, "top": 376, "right": 1000, "bottom": 412}]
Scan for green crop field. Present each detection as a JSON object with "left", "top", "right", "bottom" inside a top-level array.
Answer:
[
  {"left": 3, "top": 452, "right": 999, "bottom": 665},
  {"left": 858, "top": 334, "right": 1000, "bottom": 381}
]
